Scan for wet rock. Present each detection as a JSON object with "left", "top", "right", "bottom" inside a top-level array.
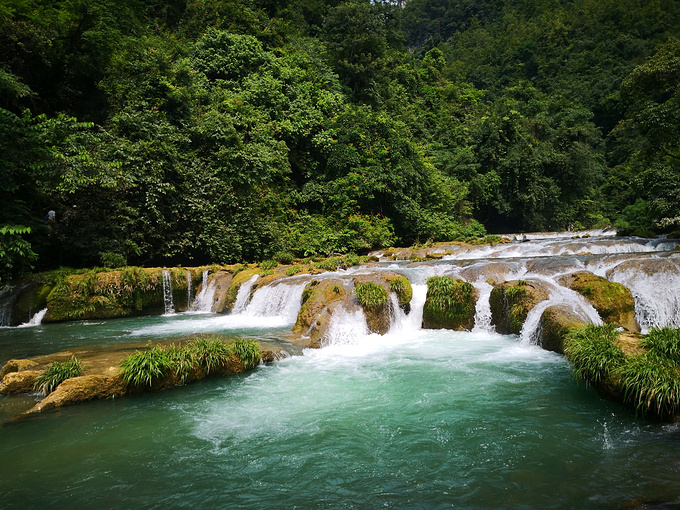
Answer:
[
  {"left": 0, "top": 370, "right": 42, "bottom": 394},
  {"left": 206, "top": 270, "right": 234, "bottom": 313},
  {"left": 293, "top": 278, "right": 349, "bottom": 348},
  {"left": 559, "top": 271, "right": 639, "bottom": 332},
  {"left": 422, "top": 276, "right": 477, "bottom": 331},
  {"left": 22, "top": 375, "right": 127, "bottom": 414},
  {"left": 489, "top": 280, "right": 549, "bottom": 335},
  {"left": 538, "top": 305, "right": 586, "bottom": 354},
  {"left": 0, "top": 359, "right": 39, "bottom": 380},
  {"left": 353, "top": 276, "right": 392, "bottom": 335}
]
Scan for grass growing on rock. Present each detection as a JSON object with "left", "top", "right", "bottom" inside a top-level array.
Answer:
[
  {"left": 423, "top": 276, "right": 475, "bottom": 330},
  {"left": 564, "top": 325, "right": 680, "bottom": 418},
  {"left": 385, "top": 275, "right": 412, "bottom": 308},
  {"left": 34, "top": 356, "right": 83, "bottom": 396},
  {"left": 120, "top": 337, "right": 261, "bottom": 388},
  {"left": 355, "top": 282, "right": 389, "bottom": 310}
]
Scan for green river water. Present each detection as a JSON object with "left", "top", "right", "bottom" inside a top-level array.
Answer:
[{"left": 1, "top": 317, "right": 680, "bottom": 509}]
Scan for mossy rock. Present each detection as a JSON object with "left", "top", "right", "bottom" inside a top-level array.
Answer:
[
  {"left": 206, "top": 270, "right": 234, "bottom": 313},
  {"left": 293, "top": 279, "right": 347, "bottom": 348},
  {"left": 558, "top": 271, "right": 639, "bottom": 332},
  {"left": 489, "top": 280, "right": 549, "bottom": 335},
  {"left": 44, "top": 268, "right": 165, "bottom": 322},
  {"left": 353, "top": 276, "right": 391, "bottom": 334},
  {"left": 422, "top": 276, "right": 476, "bottom": 331},
  {"left": 538, "top": 305, "right": 587, "bottom": 354}
]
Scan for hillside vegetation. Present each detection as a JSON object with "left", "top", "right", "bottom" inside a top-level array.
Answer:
[{"left": 1, "top": 0, "right": 679, "bottom": 282}]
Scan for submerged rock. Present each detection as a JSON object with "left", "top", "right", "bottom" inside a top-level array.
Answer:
[
  {"left": 489, "top": 280, "right": 549, "bottom": 335},
  {"left": 558, "top": 271, "right": 639, "bottom": 332},
  {"left": 422, "top": 276, "right": 476, "bottom": 331}
]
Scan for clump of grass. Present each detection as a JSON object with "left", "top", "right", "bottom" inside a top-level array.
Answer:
[
  {"left": 616, "top": 351, "right": 680, "bottom": 417},
  {"left": 355, "top": 282, "right": 388, "bottom": 310},
  {"left": 423, "top": 276, "right": 475, "bottom": 328},
  {"left": 34, "top": 356, "right": 83, "bottom": 396},
  {"left": 120, "top": 337, "right": 261, "bottom": 388},
  {"left": 316, "top": 257, "right": 343, "bottom": 271},
  {"left": 640, "top": 328, "right": 680, "bottom": 363},
  {"left": 387, "top": 275, "right": 413, "bottom": 307},
  {"left": 286, "top": 265, "right": 302, "bottom": 276},
  {"left": 260, "top": 260, "right": 278, "bottom": 271},
  {"left": 563, "top": 324, "right": 625, "bottom": 386}
]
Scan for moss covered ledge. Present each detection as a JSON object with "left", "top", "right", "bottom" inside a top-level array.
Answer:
[{"left": 0, "top": 336, "right": 285, "bottom": 419}]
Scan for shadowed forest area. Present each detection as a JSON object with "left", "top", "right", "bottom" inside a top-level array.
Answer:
[{"left": 1, "top": 0, "right": 679, "bottom": 282}]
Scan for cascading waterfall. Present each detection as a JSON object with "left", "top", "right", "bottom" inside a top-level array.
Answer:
[
  {"left": 519, "top": 277, "right": 603, "bottom": 345},
  {"left": 323, "top": 308, "right": 369, "bottom": 346},
  {"left": 388, "top": 283, "right": 427, "bottom": 334},
  {"left": 191, "top": 270, "right": 216, "bottom": 312},
  {"left": 472, "top": 280, "right": 494, "bottom": 333},
  {"left": 607, "top": 261, "right": 680, "bottom": 332},
  {"left": 18, "top": 308, "right": 47, "bottom": 328},
  {"left": 243, "top": 281, "right": 307, "bottom": 322},
  {"left": 162, "top": 269, "right": 175, "bottom": 315},
  {"left": 186, "top": 270, "right": 193, "bottom": 308},
  {"left": 231, "top": 275, "right": 259, "bottom": 314}
]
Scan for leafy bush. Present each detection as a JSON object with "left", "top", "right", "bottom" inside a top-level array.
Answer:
[
  {"left": 316, "top": 257, "right": 343, "bottom": 271},
  {"left": 100, "top": 251, "right": 127, "bottom": 268},
  {"left": 260, "top": 260, "right": 278, "bottom": 270},
  {"left": 355, "top": 282, "right": 388, "bottom": 309},
  {"left": 34, "top": 356, "right": 83, "bottom": 396}
]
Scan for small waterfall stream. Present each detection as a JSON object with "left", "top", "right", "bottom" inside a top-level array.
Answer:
[
  {"left": 242, "top": 282, "right": 307, "bottom": 322},
  {"left": 162, "top": 270, "right": 175, "bottom": 315},
  {"left": 192, "top": 270, "right": 216, "bottom": 312},
  {"left": 186, "top": 270, "right": 193, "bottom": 308},
  {"left": 472, "top": 280, "right": 494, "bottom": 333},
  {"left": 231, "top": 275, "right": 259, "bottom": 314}
]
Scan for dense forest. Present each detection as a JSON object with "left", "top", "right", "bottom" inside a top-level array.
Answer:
[{"left": 1, "top": 0, "right": 679, "bottom": 282}]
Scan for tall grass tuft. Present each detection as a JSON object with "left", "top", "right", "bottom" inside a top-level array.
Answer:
[
  {"left": 355, "top": 282, "right": 388, "bottom": 309},
  {"left": 34, "top": 356, "right": 83, "bottom": 396},
  {"left": 616, "top": 352, "right": 680, "bottom": 417},
  {"left": 563, "top": 324, "right": 625, "bottom": 385},
  {"left": 120, "top": 336, "right": 261, "bottom": 388},
  {"left": 640, "top": 328, "right": 680, "bottom": 364}
]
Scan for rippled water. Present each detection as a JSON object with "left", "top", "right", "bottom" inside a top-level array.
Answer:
[{"left": 2, "top": 325, "right": 680, "bottom": 509}]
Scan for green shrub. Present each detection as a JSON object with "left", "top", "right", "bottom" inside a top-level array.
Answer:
[
  {"left": 355, "top": 282, "right": 388, "bottom": 309},
  {"left": 563, "top": 324, "right": 625, "bottom": 385},
  {"left": 100, "top": 251, "right": 127, "bottom": 268},
  {"left": 34, "top": 356, "right": 83, "bottom": 396},
  {"left": 285, "top": 265, "right": 302, "bottom": 276},
  {"left": 260, "top": 260, "right": 278, "bottom": 270},
  {"left": 316, "top": 257, "right": 342, "bottom": 271},
  {"left": 273, "top": 251, "right": 294, "bottom": 265}
]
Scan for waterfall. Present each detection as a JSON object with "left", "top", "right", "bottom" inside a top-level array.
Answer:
[
  {"left": 231, "top": 275, "right": 260, "bottom": 314},
  {"left": 191, "top": 270, "right": 217, "bottom": 312},
  {"left": 607, "top": 262, "right": 680, "bottom": 332},
  {"left": 162, "top": 269, "right": 175, "bottom": 315},
  {"left": 388, "top": 283, "right": 427, "bottom": 334},
  {"left": 18, "top": 308, "right": 48, "bottom": 328},
  {"left": 323, "top": 308, "right": 370, "bottom": 346},
  {"left": 519, "top": 278, "right": 603, "bottom": 345},
  {"left": 472, "top": 280, "right": 494, "bottom": 333},
  {"left": 186, "top": 270, "right": 193, "bottom": 308},
  {"left": 242, "top": 282, "right": 307, "bottom": 322}
]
